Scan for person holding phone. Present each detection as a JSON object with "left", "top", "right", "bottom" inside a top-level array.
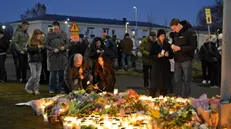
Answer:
[{"left": 149, "top": 29, "right": 174, "bottom": 97}]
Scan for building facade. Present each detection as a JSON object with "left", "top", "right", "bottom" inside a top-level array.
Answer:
[
  {"left": 11, "top": 14, "right": 170, "bottom": 40},
  {"left": 11, "top": 14, "right": 209, "bottom": 48}
]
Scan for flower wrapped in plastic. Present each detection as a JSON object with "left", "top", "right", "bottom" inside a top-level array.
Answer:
[{"left": 189, "top": 94, "right": 209, "bottom": 110}]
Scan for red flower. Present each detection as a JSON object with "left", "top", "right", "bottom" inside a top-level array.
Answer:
[{"left": 127, "top": 89, "right": 139, "bottom": 99}]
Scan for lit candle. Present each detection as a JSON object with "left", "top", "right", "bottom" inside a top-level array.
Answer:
[
  {"left": 114, "top": 89, "right": 118, "bottom": 94},
  {"left": 43, "top": 114, "right": 48, "bottom": 122}
]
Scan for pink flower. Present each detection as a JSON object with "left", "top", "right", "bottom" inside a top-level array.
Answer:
[
  {"left": 116, "top": 98, "right": 126, "bottom": 105},
  {"left": 95, "top": 108, "right": 99, "bottom": 111}
]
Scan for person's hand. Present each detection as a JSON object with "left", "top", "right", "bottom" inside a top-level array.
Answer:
[
  {"left": 94, "top": 84, "right": 99, "bottom": 89},
  {"left": 60, "top": 46, "right": 65, "bottom": 51},
  {"left": 38, "top": 45, "right": 44, "bottom": 49},
  {"left": 97, "top": 50, "right": 101, "bottom": 53},
  {"left": 158, "top": 53, "right": 163, "bottom": 58},
  {"left": 53, "top": 48, "right": 59, "bottom": 53},
  {"left": 20, "top": 51, "right": 25, "bottom": 54},
  {"left": 79, "top": 68, "right": 83, "bottom": 74},
  {"left": 164, "top": 52, "right": 169, "bottom": 57},
  {"left": 79, "top": 74, "right": 84, "bottom": 80},
  {"left": 171, "top": 44, "right": 181, "bottom": 52}
]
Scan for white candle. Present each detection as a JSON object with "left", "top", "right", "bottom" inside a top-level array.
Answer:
[
  {"left": 161, "top": 50, "right": 165, "bottom": 55},
  {"left": 43, "top": 114, "right": 48, "bottom": 122},
  {"left": 114, "top": 89, "right": 118, "bottom": 94}
]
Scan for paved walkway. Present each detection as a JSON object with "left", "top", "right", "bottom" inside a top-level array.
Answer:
[{"left": 5, "top": 54, "right": 220, "bottom": 98}]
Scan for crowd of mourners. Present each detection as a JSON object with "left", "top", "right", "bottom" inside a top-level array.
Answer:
[{"left": 0, "top": 18, "right": 222, "bottom": 98}]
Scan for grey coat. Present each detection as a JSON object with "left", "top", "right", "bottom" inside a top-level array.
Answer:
[{"left": 45, "top": 31, "right": 70, "bottom": 71}]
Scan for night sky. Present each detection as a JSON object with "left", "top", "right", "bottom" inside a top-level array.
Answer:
[{"left": 1, "top": 0, "right": 215, "bottom": 25}]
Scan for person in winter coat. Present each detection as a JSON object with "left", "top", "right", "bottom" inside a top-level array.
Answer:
[
  {"left": 0, "top": 27, "right": 10, "bottom": 83},
  {"left": 45, "top": 21, "right": 70, "bottom": 93},
  {"left": 199, "top": 37, "right": 213, "bottom": 85},
  {"left": 120, "top": 33, "right": 133, "bottom": 70},
  {"left": 104, "top": 35, "right": 118, "bottom": 68},
  {"left": 40, "top": 32, "right": 50, "bottom": 84},
  {"left": 149, "top": 29, "right": 174, "bottom": 97},
  {"left": 170, "top": 18, "right": 197, "bottom": 97},
  {"left": 64, "top": 54, "right": 92, "bottom": 93},
  {"left": 68, "top": 35, "right": 88, "bottom": 58},
  {"left": 12, "top": 21, "right": 30, "bottom": 83},
  {"left": 140, "top": 32, "right": 156, "bottom": 88},
  {"left": 93, "top": 55, "right": 116, "bottom": 93},
  {"left": 89, "top": 37, "right": 108, "bottom": 60},
  {"left": 25, "top": 29, "right": 44, "bottom": 95}
]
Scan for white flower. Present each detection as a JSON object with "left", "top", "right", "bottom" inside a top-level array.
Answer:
[{"left": 199, "top": 124, "right": 208, "bottom": 129}]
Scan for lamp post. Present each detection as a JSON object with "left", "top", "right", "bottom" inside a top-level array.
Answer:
[
  {"left": 65, "top": 18, "right": 70, "bottom": 36},
  {"left": 125, "top": 22, "right": 129, "bottom": 33},
  {"left": 133, "top": 6, "right": 138, "bottom": 36},
  {"left": 219, "top": 0, "right": 231, "bottom": 128}
]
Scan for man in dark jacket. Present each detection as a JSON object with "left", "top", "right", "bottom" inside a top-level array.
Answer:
[
  {"left": 64, "top": 53, "right": 92, "bottom": 93},
  {"left": 120, "top": 33, "right": 133, "bottom": 70},
  {"left": 0, "top": 28, "right": 10, "bottom": 82},
  {"left": 170, "top": 18, "right": 197, "bottom": 97},
  {"left": 12, "top": 21, "right": 30, "bottom": 83},
  {"left": 140, "top": 32, "right": 156, "bottom": 88},
  {"left": 105, "top": 35, "right": 118, "bottom": 68},
  {"left": 68, "top": 35, "right": 87, "bottom": 58}
]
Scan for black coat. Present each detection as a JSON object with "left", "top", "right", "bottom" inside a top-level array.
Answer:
[
  {"left": 104, "top": 39, "right": 118, "bottom": 59},
  {"left": 199, "top": 42, "right": 220, "bottom": 62},
  {"left": 68, "top": 41, "right": 88, "bottom": 58},
  {"left": 89, "top": 43, "right": 108, "bottom": 60},
  {"left": 64, "top": 55, "right": 91, "bottom": 93},
  {"left": 0, "top": 30, "right": 10, "bottom": 53},
  {"left": 150, "top": 41, "right": 174, "bottom": 92},
  {"left": 174, "top": 27, "right": 197, "bottom": 62},
  {"left": 93, "top": 64, "right": 116, "bottom": 93},
  {"left": 27, "top": 45, "right": 43, "bottom": 63}
]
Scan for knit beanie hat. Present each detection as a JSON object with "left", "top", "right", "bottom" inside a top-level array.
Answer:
[{"left": 157, "top": 29, "right": 166, "bottom": 37}]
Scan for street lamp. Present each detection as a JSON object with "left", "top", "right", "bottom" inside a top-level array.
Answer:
[
  {"left": 65, "top": 21, "right": 68, "bottom": 24},
  {"left": 2, "top": 25, "right": 6, "bottom": 29},
  {"left": 125, "top": 22, "right": 129, "bottom": 33},
  {"left": 133, "top": 6, "right": 138, "bottom": 35}
]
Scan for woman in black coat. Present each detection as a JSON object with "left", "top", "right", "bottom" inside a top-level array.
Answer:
[
  {"left": 93, "top": 55, "right": 116, "bottom": 93},
  {"left": 149, "top": 29, "right": 174, "bottom": 97}
]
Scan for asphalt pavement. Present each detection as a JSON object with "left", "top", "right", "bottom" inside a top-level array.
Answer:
[{"left": 4, "top": 54, "right": 220, "bottom": 98}]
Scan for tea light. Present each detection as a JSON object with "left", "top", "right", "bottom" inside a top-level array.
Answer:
[
  {"left": 43, "top": 114, "right": 48, "bottom": 122},
  {"left": 114, "top": 89, "right": 118, "bottom": 94}
]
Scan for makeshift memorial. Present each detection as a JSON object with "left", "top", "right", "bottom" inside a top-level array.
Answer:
[{"left": 21, "top": 89, "right": 222, "bottom": 129}]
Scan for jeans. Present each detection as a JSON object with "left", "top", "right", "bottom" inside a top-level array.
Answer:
[
  {"left": 49, "top": 70, "right": 64, "bottom": 92},
  {"left": 25, "top": 63, "right": 42, "bottom": 91},
  {"left": 143, "top": 65, "right": 152, "bottom": 87},
  {"left": 0, "top": 54, "right": 7, "bottom": 81},
  {"left": 121, "top": 53, "right": 132, "bottom": 69},
  {"left": 174, "top": 60, "right": 192, "bottom": 97}
]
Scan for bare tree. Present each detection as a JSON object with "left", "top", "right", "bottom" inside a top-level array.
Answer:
[
  {"left": 197, "top": 0, "right": 223, "bottom": 26},
  {"left": 20, "top": 3, "right": 47, "bottom": 20}
]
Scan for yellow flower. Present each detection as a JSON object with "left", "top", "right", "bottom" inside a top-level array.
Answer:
[
  {"left": 150, "top": 110, "right": 161, "bottom": 119},
  {"left": 174, "top": 104, "right": 180, "bottom": 109}
]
